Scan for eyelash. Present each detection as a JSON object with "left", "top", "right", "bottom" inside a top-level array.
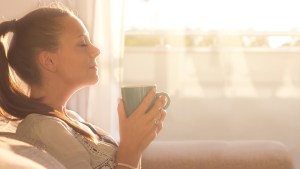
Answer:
[{"left": 80, "top": 44, "right": 88, "bottom": 47}]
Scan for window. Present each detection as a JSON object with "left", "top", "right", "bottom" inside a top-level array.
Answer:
[
  {"left": 123, "top": 0, "right": 300, "bottom": 98},
  {"left": 122, "top": 1, "right": 300, "bottom": 165}
]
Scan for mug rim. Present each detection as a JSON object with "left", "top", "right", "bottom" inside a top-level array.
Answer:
[{"left": 121, "top": 84, "right": 157, "bottom": 88}]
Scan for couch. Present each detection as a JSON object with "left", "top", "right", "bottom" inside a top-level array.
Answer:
[{"left": 0, "top": 120, "right": 296, "bottom": 169}]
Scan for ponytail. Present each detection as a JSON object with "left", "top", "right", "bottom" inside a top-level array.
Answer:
[
  {"left": 0, "top": 20, "right": 16, "bottom": 35},
  {"left": 0, "top": 20, "right": 53, "bottom": 120}
]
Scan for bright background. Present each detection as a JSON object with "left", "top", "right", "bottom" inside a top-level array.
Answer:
[{"left": 1, "top": 0, "right": 300, "bottom": 168}]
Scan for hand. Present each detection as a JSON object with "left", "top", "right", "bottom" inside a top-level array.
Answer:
[{"left": 116, "top": 88, "right": 168, "bottom": 166}]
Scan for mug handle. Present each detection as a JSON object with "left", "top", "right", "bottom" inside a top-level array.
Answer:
[{"left": 155, "top": 92, "right": 171, "bottom": 109}]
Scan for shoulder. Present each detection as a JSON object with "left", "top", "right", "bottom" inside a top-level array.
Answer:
[
  {"left": 21, "top": 113, "right": 68, "bottom": 127},
  {"left": 16, "top": 113, "right": 71, "bottom": 136},
  {"left": 17, "top": 113, "right": 80, "bottom": 147}
]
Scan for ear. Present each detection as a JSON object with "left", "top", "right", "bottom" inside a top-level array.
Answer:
[{"left": 37, "top": 51, "right": 58, "bottom": 72}]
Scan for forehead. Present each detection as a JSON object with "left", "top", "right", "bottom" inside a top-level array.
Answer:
[{"left": 59, "top": 16, "right": 89, "bottom": 39}]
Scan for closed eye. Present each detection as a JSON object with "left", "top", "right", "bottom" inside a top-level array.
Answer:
[{"left": 80, "top": 44, "right": 88, "bottom": 47}]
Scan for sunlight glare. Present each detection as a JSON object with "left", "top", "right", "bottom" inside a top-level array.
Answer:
[{"left": 125, "top": 0, "right": 300, "bottom": 30}]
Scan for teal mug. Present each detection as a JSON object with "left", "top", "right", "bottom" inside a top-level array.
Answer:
[{"left": 121, "top": 85, "right": 171, "bottom": 117}]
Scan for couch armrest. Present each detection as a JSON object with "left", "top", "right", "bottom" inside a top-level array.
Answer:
[
  {"left": 0, "top": 132, "right": 66, "bottom": 169},
  {"left": 142, "top": 141, "right": 295, "bottom": 169}
]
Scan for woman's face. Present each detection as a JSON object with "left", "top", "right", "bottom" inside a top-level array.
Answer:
[{"left": 55, "top": 16, "right": 100, "bottom": 88}]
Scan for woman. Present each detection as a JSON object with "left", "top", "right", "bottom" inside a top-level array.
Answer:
[{"left": 0, "top": 6, "right": 167, "bottom": 169}]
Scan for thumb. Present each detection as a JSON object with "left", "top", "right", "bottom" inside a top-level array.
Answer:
[{"left": 117, "top": 98, "right": 126, "bottom": 122}]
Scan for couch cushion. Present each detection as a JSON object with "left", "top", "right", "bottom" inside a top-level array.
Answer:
[
  {"left": 0, "top": 132, "right": 66, "bottom": 169},
  {"left": 142, "top": 141, "right": 295, "bottom": 169}
]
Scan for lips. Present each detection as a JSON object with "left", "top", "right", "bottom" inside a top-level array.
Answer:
[
  {"left": 89, "top": 65, "right": 97, "bottom": 69},
  {"left": 89, "top": 64, "right": 98, "bottom": 69}
]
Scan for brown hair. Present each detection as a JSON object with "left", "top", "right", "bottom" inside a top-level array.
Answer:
[{"left": 0, "top": 7, "right": 96, "bottom": 142}]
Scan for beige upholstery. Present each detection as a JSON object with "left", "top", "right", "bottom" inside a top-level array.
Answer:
[
  {"left": 142, "top": 141, "right": 296, "bottom": 169},
  {"left": 0, "top": 119, "right": 296, "bottom": 169},
  {"left": 0, "top": 120, "right": 66, "bottom": 169},
  {"left": 0, "top": 133, "right": 66, "bottom": 169}
]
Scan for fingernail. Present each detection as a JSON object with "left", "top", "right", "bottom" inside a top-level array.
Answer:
[{"left": 118, "top": 98, "right": 123, "bottom": 103}]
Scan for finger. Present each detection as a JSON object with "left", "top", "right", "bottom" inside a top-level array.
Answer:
[
  {"left": 145, "top": 116, "right": 160, "bottom": 133},
  {"left": 138, "top": 121, "right": 157, "bottom": 143},
  {"left": 117, "top": 98, "right": 127, "bottom": 121},
  {"left": 144, "top": 116, "right": 161, "bottom": 134},
  {"left": 147, "top": 96, "right": 165, "bottom": 120},
  {"left": 156, "top": 121, "right": 163, "bottom": 133},
  {"left": 151, "top": 110, "right": 166, "bottom": 133},
  {"left": 144, "top": 123, "right": 159, "bottom": 141},
  {"left": 134, "top": 88, "right": 156, "bottom": 116},
  {"left": 160, "top": 95, "right": 169, "bottom": 108},
  {"left": 160, "top": 109, "right": 167, "bottom": 122}
]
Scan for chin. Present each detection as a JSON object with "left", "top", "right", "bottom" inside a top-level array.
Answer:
[
  {"left": 90, "top": 74, "right": 100, "bottom": 84},
  {"left": 77, "top": 75, "right": 98, "bottom": 88}
]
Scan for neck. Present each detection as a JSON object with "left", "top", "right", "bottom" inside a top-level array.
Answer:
[{"left": 30, "top": 82, "right": 75, "bottom": 114}]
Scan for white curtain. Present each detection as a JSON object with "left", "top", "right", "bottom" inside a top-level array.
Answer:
[{"left": 68, "top": 0, "right": 125, "bottom": 138}]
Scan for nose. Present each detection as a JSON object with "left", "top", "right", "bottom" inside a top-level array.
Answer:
[{"left": 90, "top": 44, "right": 100, "bottom": 58}]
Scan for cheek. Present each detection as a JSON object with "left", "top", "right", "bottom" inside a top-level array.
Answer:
[
  {"left": 58, "top": 59, "right": 86, "bottom": 76},
  {"left": 57, "top": 50, "right": 90, "bottom": 76},
  {"left": 65, "top": 53, "right": 88, "bottom": 69},
  {"left": 72, "top": 61, "right": 88, "bottom": 74}
]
